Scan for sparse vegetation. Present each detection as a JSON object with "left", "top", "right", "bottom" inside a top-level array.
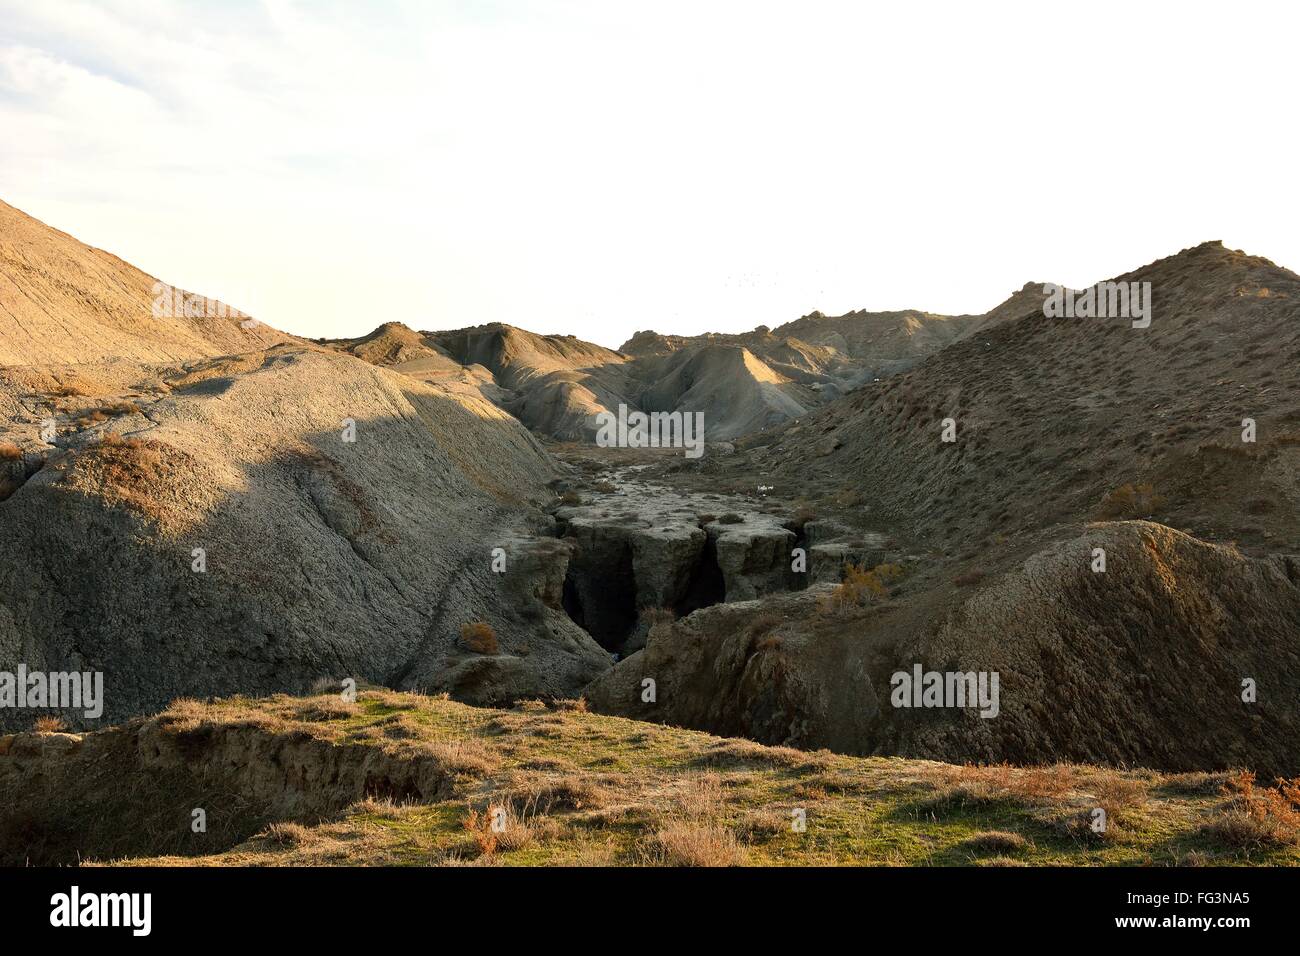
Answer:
[
  {"left": 460, "top": 621, "right": 499, "bottom": 655},
  {"left": 1203, "top": 771, "right": 1300, "bottom": 849},
  {"left": 4, "top": 691, "right": 1298, "bottom": 867},
  {"left": 819, "top": 562, "right": 903, "bottom": 615},
  {"left": 1097, "top": 482, "right": 1166, "bottom": 520}
]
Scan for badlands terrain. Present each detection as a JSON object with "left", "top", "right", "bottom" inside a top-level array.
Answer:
[{"left": 2, "top": 198, "right": 1299, "bottom": 864}]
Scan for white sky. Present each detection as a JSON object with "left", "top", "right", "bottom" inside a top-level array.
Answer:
[{"left": 1, "top": 0, "right": 1297, "bottom": 348}]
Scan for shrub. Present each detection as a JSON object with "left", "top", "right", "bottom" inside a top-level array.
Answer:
[
  {"left": 1204, "top": 771, "right": 1300, "bottom": 849},
  {"left": 646, "top": 823, "right": 743, "bottom": 867},
  {"left": 1097, "top": 482, "right": 1166, "bottom": 519},
  {"left": 0, "top": 442, "right": 21, "bottom": 461},
  {"left": 953, "top": 569, "right": 986, "bottom": 588},
  {"left": 460, "top": 621, "right": 499, "bottom": 655},
  {"left": 718, "top": 513, "right": 744, "bottom": 524},
  {"left": 33, "top": 715, "right": 67, "bottom": 733},
  {"left": 559, "top": 490, "right": 582, "bottom": 506},
  {"left": 820, "top": 562, "right": 903, "bottom": 615}
]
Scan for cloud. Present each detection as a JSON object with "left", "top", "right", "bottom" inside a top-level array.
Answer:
[{"left": 0, "top": 0, "right": 1297, "bottom": 347}]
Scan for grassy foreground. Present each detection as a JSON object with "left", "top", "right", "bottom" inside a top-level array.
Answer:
[
  {"left": 9, "top": 690, "right": 1299, "bottom": 867},
  {"left": 127, "top": 693, "right": 1300, "bottom": 865}
]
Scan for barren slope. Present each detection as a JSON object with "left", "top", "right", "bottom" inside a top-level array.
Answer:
[{"left": 0, "top": 200, "right": 290, "bottom": 364}]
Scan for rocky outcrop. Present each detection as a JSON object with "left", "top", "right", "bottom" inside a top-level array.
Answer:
[
  {"left": 587, "top": 522, "right": 1300, "bottom": 778},
  {"left": 0, "top": 345, "right": 612, "bottom": 729}
]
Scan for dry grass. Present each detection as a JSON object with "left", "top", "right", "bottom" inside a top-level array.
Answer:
[
  {"left": 958, "top": 831, "right": 1029, "bottom": 854},
  {"left": 1203, "top": 771, "right": 1300, "bottom": 849},
  {"left": 295, "top": 696, "right": 360, "bottom": 722},
  {"left": 1097, "top": 482, "right": 1166, "bottom": 519},
  {"left": 32, "top": 715, "right": 68, "bottom": 733},
  {"left": 459, "top": 621, "right": 499, "bottom": 655},
  {"left": 10, "top": 689, "right": 1300, "bottom": 869},
  {"left": 645, "top": 822, "right": 743, "bottom": 866}
]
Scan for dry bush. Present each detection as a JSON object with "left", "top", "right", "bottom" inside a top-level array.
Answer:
[
  {"left": 462, "top": 801, "right": 553, "bottom": 856},
  {"left": 590, "top": 480, "right": 618, "bottom": 494},
  {"left": 1097, "top": 482, "right": 1166, "bottom": 519},
  {"left": 99, "top": 401, "right": 141, "bottom": 416},
  {"left": 718, "top": 512, "right": 744, "bottom": 524},
  {"left": 958, "top": 831, "right": 1028, "bottom": 854},
  {"left": 1204, "top": 771, "right": 1300, "bottom": 849},
  {"left": 0, "top": 442, "right": 21, "bottom": 461},
  {"left": 460, "top": 808, "right": 498, "bottom": 856},
  {"left": 51, "top": 384, "right": 85, "bottom": 397},
  {"left": 953, "top": 569, "right": 986, "bottom": 588},
  {"left": 646, "top": 823, "right": 743, "bottom": 866},
  {"left": 549, "top": 698, "right": 587, "bottom": 713},
  {"left": 559, "top": 490, "right": 582, "bottom": 506},
  {"left": 460, "top": 621, "right": 499, "bottom": 655},
  {"left": 819, "top": 562, "right": 903, "bottom": 615},
  {"left": 32, "top": 715, "right": 67, "bottom": 733}
]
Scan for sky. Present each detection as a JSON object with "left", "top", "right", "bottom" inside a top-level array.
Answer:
[{"left": 1, "top": 0, "right": 1297, "bottom": 348}]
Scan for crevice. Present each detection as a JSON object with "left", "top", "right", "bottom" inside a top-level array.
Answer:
[
  {"left": 562, "top": 541, "right": 637, "bottom": 652},
  {"left": 677, "top": 531, "right": 726, "bottom": 614}
]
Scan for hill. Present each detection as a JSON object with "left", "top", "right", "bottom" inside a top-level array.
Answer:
[
  {"left": 0, "top": 202, "right": 611, "bottom": 728},
  {"left": 0, "top": 199, "right": 290, "bottom": 364},
  {"left": 3, "top": 689, "right": 1293, "bottom": 866}
]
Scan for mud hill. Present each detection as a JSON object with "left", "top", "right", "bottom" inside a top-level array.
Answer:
[
  {"left": 580, "top": 243, "right": 1300, "bottom": 778},
  {"left": 0, "top": 200, "right": 290, "bottom": 364},
  {"left": 756, "top": 241, "right": 1300, "bottom": 552},
  {"left": 339, "top": 292, "right": 1044, "bottom": 445},
  {"left": 0, "top": 203, "right": 612, "bottom": 728},
  {"left": 428, "top": 323, "right": 636, "bottom": 440}
]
